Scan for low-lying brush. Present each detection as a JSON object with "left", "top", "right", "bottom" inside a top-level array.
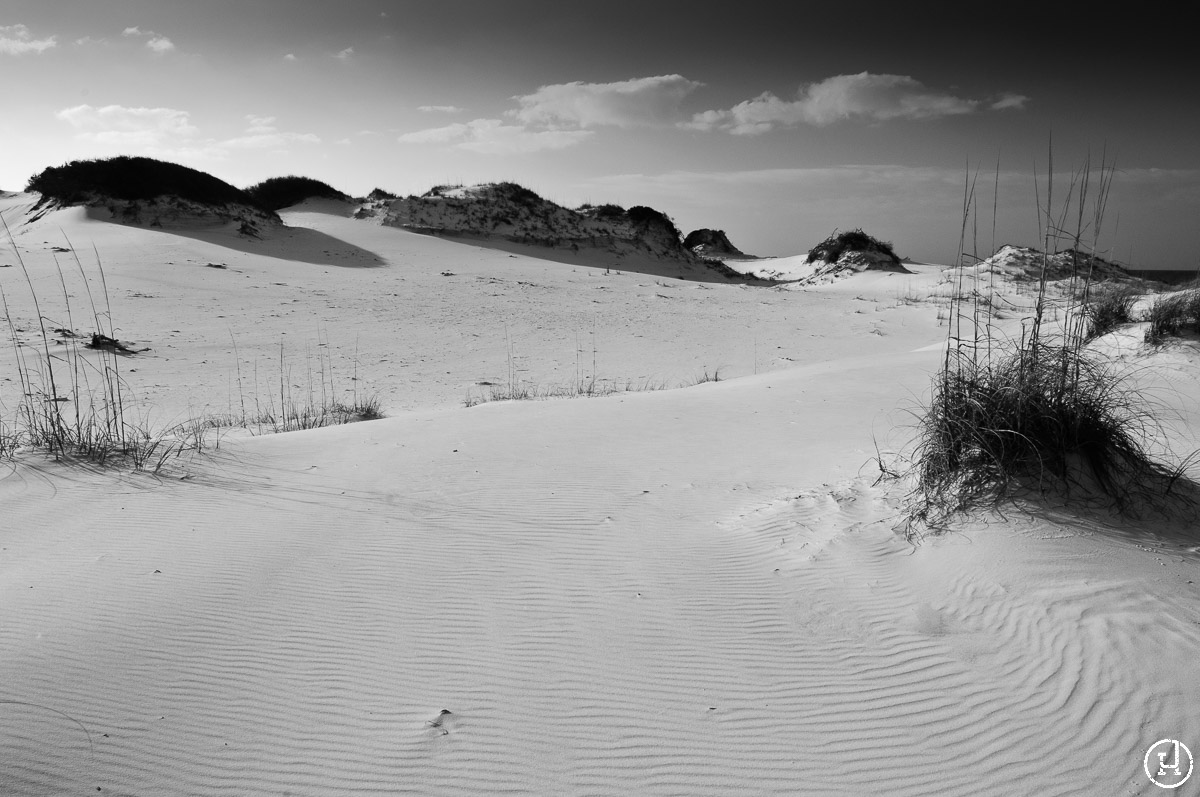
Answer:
[
  {"left": 1144, "top": 287, "right": 1200, "bottom": 344},
  {"left": 28, "top": 155, "right": 261, "bottom": 211},
  {"left": 807, "top": 228, "right": 899, "bottom": 265},
  {"left": 1083, "top": 282, "right": 1141, "bottom": 340},
  {"left": 245, "top": 175, "right": 350, "bottom": 211}
]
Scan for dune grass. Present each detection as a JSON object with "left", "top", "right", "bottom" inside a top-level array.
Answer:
[
  {"left": 1082, "top": 282, "right": 1141, "bottom": 341},
  {"left": 907, "top": 147, "right": 1195, "bottom": 533},
  {"left": 1, "top": 217, "right": 383, "bottom": 470},
  {"left": 464, "top": 376, "right": 661, "bottom": 407},
  {"left": 463, "top": 367, "right": 722, "bottom": 407},
  {"left": 1144, "top": 286, "right": 1200, "bottom": 344}
]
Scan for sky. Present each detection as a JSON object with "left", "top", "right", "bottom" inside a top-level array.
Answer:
[{"left": 3, "top": 1, "right": 1198, "bottom": 268}]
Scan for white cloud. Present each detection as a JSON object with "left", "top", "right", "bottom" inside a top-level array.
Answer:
[
  {"left": 513, "top": 74, "right": 702, "bottom": 128},
  {"left": 283, "top": 53, "right": 297, "bottom": 61},
  {"left": 146, "top": 36, "right": 174, "bottom": 54},
  {"left": 398, "top": 118, "right": 592, "bottom": 154},
  {"left": 990, "top": 92, "right": 1029, "bottom": 111},
  {"left": 399, "top": 74, "right": 704, "bottom": 154},
  {"left": 222, "top": 114, "right": 320, "bottom": 149},
  {"left": 121, "top": 25, "right": 175, "bottom": 54},
  {"left": 245, "top": 115, "right": 277, "bottom": 134},
  {"left": 0, "top": 23, "right": 57, "bottom": 55},
  {"left": 56, "top": 104, "right": 198, "bottom": 146},
  {"left": 335, "top": 47, "right": 354, "bottom": 61},
  {"left": 224, "top": 131, "right": 321, "bottom": 149},
  {"left": 687, "top": 72, "right": 990, "bottom": 134},
  {"left": 55, "top": 105, "right": 319, "bottom": 156}
]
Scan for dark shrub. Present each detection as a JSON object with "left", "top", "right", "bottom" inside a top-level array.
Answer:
[
  {"left": 807, "top": 228, "right": 899, "bottom": 264},
  {"left": 491, "top": 182, "right": 543, "bottom": 207},
  {"left": 245, "top": 175, "right": 349, "bottom": 210},
  {"left": 627, "top": 205, "right": 682, "bottom": 238},
  {"left": 28, "top": 156, "right": 260, "bottom": 209}
]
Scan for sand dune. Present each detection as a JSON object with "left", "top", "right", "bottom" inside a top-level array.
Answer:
[{"left": 2, "top": 194, "right": 1199, "bottom": 795}]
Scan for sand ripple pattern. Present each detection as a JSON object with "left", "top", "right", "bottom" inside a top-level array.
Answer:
[{"left": 3, "top": 458, "right": 1199, "bottom": 795}]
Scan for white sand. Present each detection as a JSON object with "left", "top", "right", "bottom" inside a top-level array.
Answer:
[{"left": 2, "top": 194, "right": 1198, "bottom": 795}]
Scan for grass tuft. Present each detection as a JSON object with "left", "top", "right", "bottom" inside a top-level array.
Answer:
[
  {"left": 1144, "top": 287, "right": 1200, "bottom": 344},
  {"left": 910, "top": 344, "right": 1188, "bottom": 528},
  {"left": 907, "top": 146, "right": 1195, "bottom": 535},
  {"left": 1, "top": 217, "right": 384, "bottom": 470},
  {"left": 1083, "top": 282, "right": 1141, "bottom": 341}
]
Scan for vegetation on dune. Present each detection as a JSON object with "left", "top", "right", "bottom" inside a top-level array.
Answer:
[
  {"left": 489, "top": 182, "right": 543, "bottom": 207},
  {"left": 907, "top": 149, "right": 1196, "bottom": 534},
  {"left": 807, "top": 228, "right": 900, "bottom": 265},
  {"left": 1145, "top": 286, "right": 1200, "bottom": 344},
  {"left": 1082, "top": 282, "right": 1140, "bottom": 341},
  {"left": 367, "top": 187, "right": 398, "bottom": 201},
  {"left": 627, "top": 205, "right": 680, "bottom": 237},
  {"left": 245, "top": 175, "right": 350, "bottom": 210},
  {"left": 577, "top": 203, "right": 626, "bottom": 221},
  {"left": 0, "top": 217, "right": 383, "bottom": 471},
  {"left": 27, "top": 156, "right": 263, "bottom": 210}
]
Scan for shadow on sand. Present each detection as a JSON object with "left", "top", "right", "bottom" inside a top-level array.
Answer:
[
  {"left": 180, "top": 224, "right": 387, "bottom": 268},
  {"left": 83, "top": 207, "right": 386, "bottom": 268}
]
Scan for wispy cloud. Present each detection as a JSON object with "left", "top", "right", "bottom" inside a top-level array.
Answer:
[
  {"left": 122, "top": 26, "right": 175, "bottom": 54},
  {"left": 223, "top": 115, "right": 320, "bottom": 149},
  {"left": 56, "top": 104, "right": 198, "bottom": 146},
  {"left": 990, "top": 92, "right": 1029, "bottom": 111},
  {"left": 398, "top": 118, "right": 592, "bottom": 154},
  {"left": 400, "top": 75, "right": 702, "bottom": 154},
  {"left": 513, "top": 75, "right": 702, "bottom": 128},
  {"left": 283, "top": 53, "right": 297, "bottom": 61},
  {"left": 686, "top": 72, "right": 1007, "bottom": 134},
  {"left": 0, "top": 23, "right": 57, "bottom": 55},
  {"left": 335, "top": 47, "right": 354, "bottom": 61},
  {"left": 55, "top": 105, "right": 319, "bottom": 156}
]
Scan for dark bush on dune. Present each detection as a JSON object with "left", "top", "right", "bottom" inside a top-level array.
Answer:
[
  {"left": 577, "top": 203, "right": 626, "bottom": 220},
  {"left": 368, "top": 187, "right": 397, "bottom": 201},
  {"left": 807, "top": 228, "right": 900, "bottom": 264},
  {"left": 28, "top": 156, "right": 261, "bottom": 209},
  {"left": 490, "top": 182, "right": 543, "bottom": 208},
  {"left": 627, "top": 206, "right": 682, "bottom": 237},
  {"left": 245, "top": 175, "right": 350, "bottom": 211}
]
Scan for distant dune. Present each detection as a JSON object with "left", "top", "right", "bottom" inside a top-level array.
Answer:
[{"left": 355, "top": 182, "right": 762, "bottom": 282}]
